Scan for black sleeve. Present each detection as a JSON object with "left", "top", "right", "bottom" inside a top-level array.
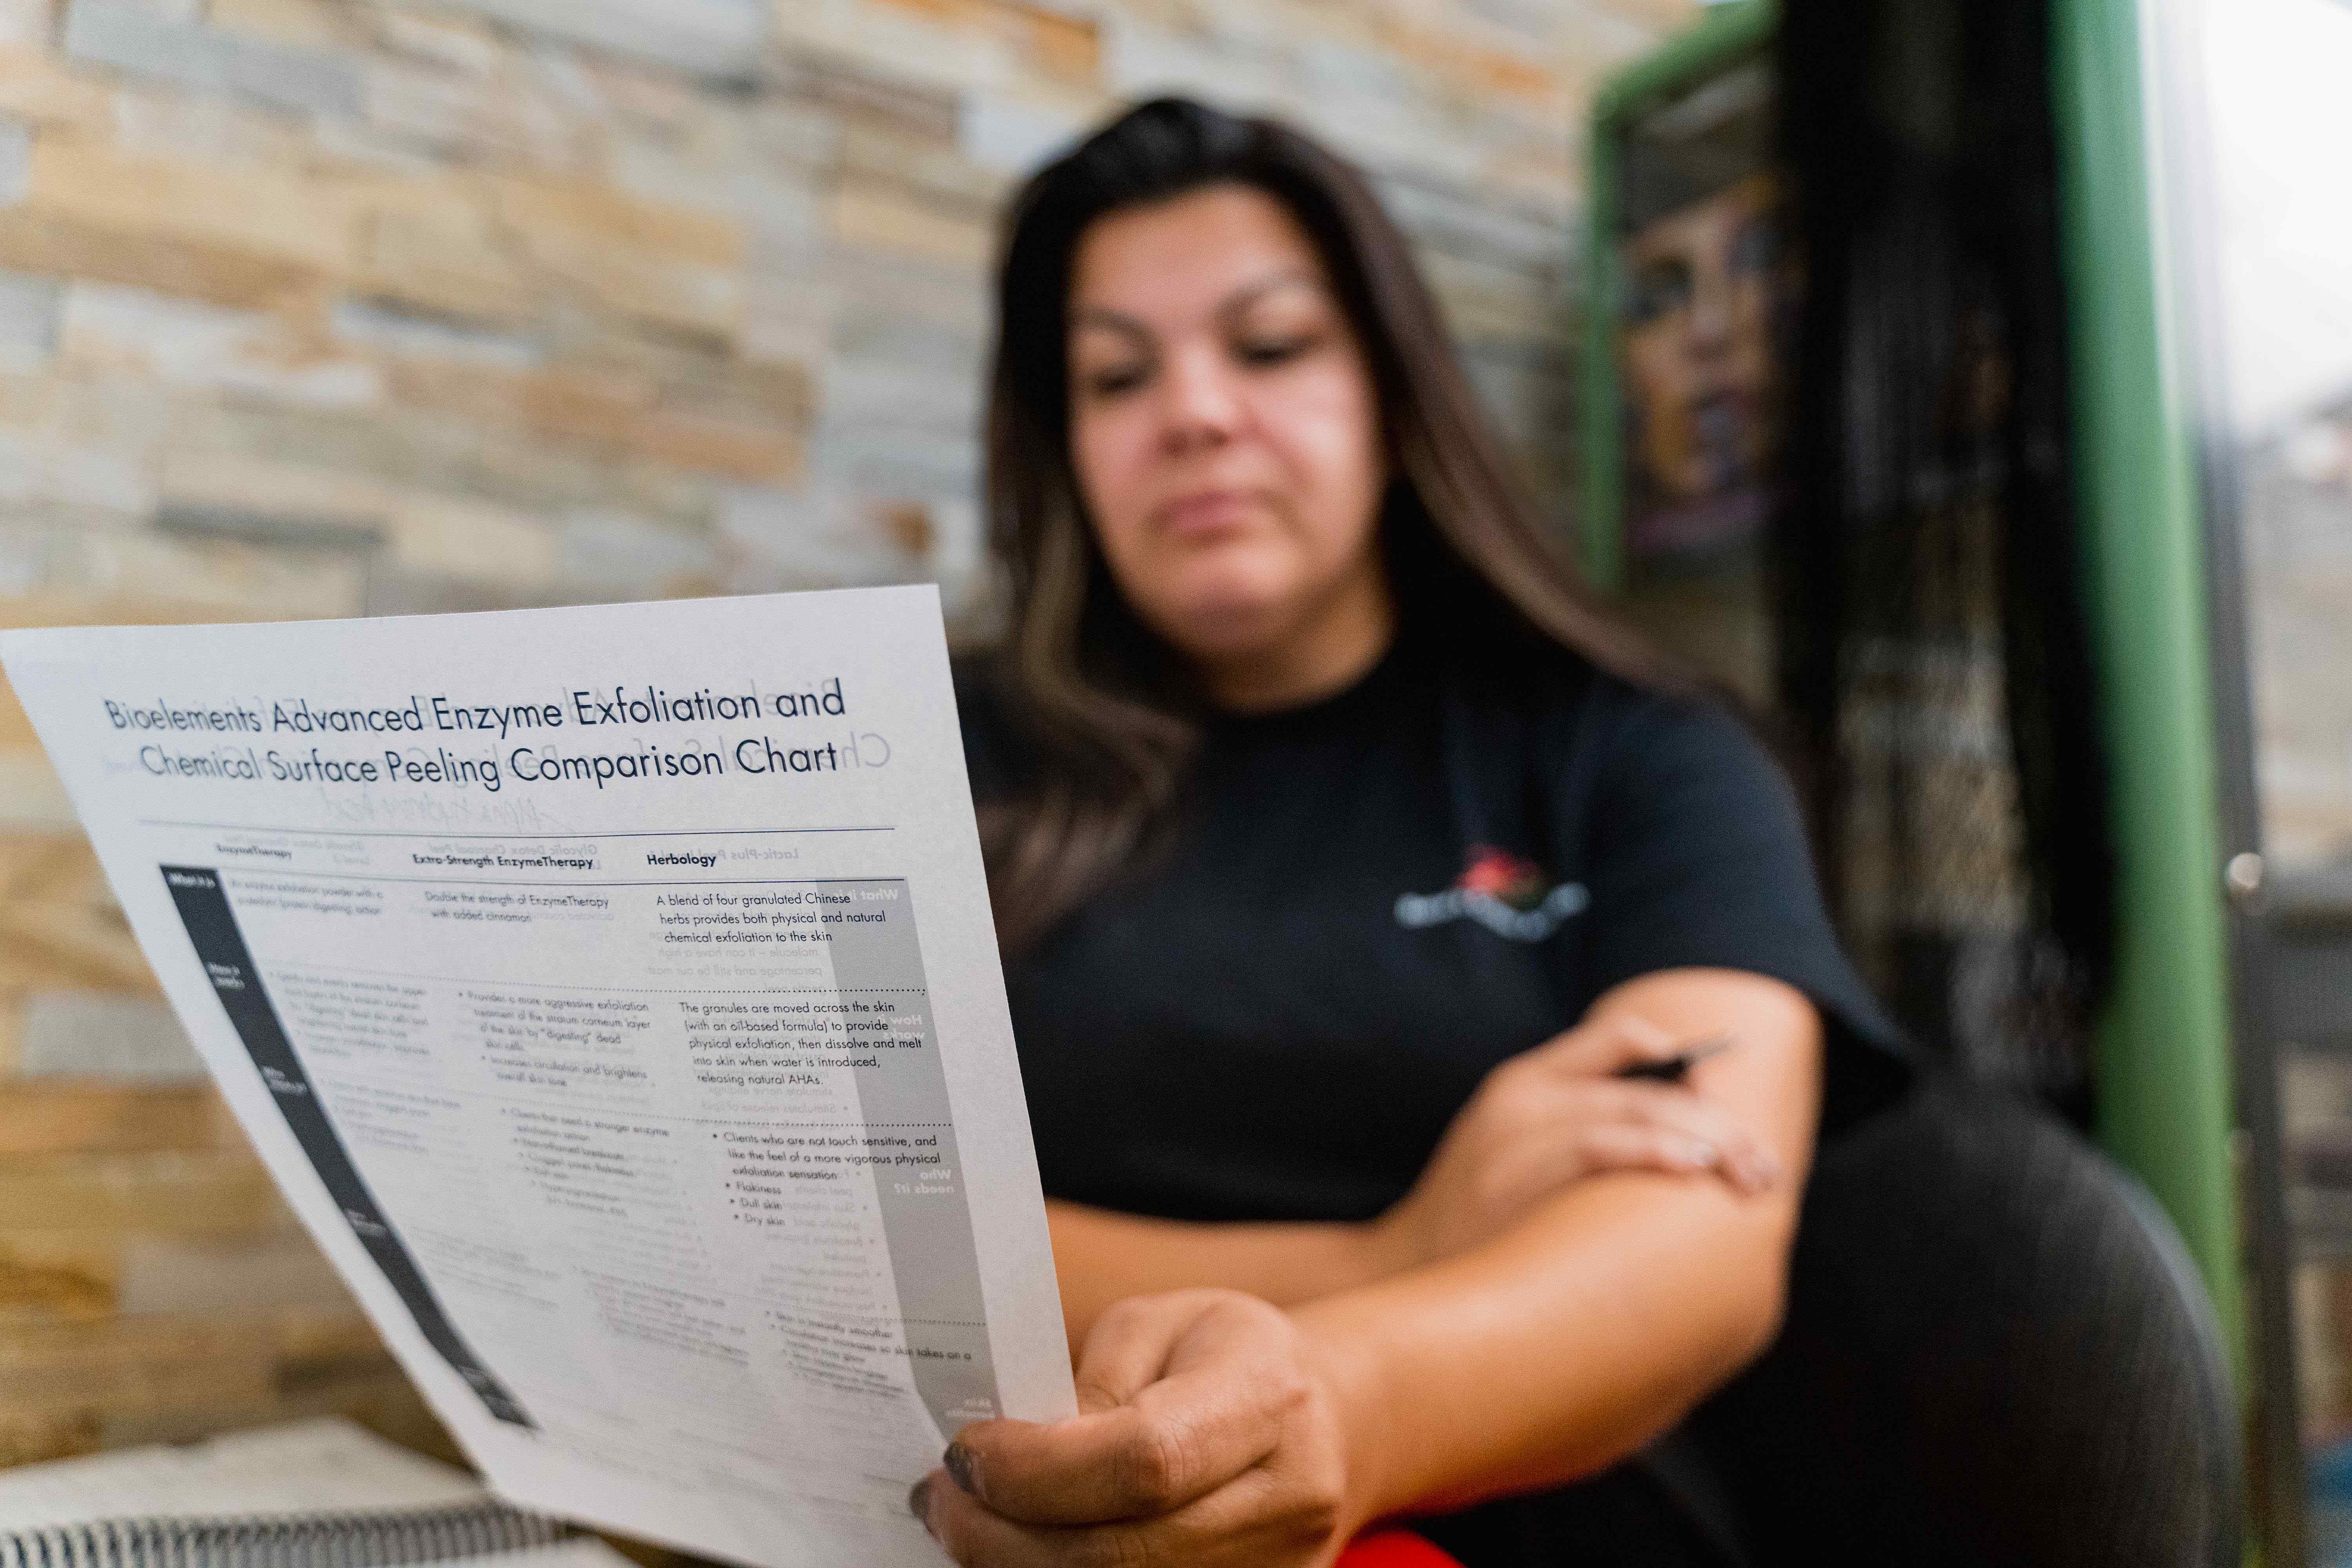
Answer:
[{"left": 1576, "top": 688, "right": 1911, "bottom": 1136}]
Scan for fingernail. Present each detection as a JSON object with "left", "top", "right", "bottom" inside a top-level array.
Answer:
[
  {"left": 943, "top": 1441, "right": 981, "bottom": 1499},
  {"left": 909, "top": 1476, "right": 934, "bottom": 1534}
]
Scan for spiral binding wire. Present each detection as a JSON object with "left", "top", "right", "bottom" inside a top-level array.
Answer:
[{"left": 0, "top": 1501, "right": 572, "bottom": 1568}]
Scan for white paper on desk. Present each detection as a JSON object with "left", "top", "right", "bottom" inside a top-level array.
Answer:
[{"left": 0, "top": 587, "right": 1074, "bottom": 1567}]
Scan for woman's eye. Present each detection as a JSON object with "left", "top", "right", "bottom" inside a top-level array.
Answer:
[
  {"left": 1235, "top": 332, "right": 1316, "bottom": 367},
  {"left": 1628, "top": 260, "right": 1692, "bottom": 325},
  {"left": 1082, "top": 363, "right": 1149, "bottom": 397}
]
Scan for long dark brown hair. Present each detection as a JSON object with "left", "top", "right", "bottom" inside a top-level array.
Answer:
[{"left": 982, "top": 96, "right": 1679, "bottom": 951}]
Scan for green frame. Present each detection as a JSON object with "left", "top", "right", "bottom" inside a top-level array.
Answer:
[
  {"left": 1576, "top": 0, "right": 1779, "bottom": 596},
  {"left": 2049, "top": 0, "right": 2243, "bottom": 1369},
  {"left": 1579, "top": 0, "right": 2245, "bottom": 1366}
]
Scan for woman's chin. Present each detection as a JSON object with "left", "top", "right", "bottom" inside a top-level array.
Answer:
[{"left": 1148, "top": 593, "right": 1294, "bottom": 665}]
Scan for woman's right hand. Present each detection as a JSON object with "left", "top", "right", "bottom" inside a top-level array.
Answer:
[{"left": 1367, "top": 1013, "right": 1784, "bottom": 1275}]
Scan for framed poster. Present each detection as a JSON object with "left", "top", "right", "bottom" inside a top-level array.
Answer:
[{"left": 1581, "top": 1, "right": 1788, "bottom": 592}]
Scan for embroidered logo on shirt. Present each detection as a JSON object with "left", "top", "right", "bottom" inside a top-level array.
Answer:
[{"left": 1394, "top": 844, "right": 1589, "bottom": 942}]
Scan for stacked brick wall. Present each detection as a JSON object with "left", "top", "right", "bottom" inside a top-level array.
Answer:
[{"left": 0, "top": 0, "right": 1697, "bottom": 1465}]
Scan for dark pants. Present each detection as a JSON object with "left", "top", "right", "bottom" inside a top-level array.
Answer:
[
  {"left": 1415, "top": 1076, "right": 2237, "bottom": 1568},
  {"left": 1418, "top": 1440, "right": 1745, "bottom": 1567}
]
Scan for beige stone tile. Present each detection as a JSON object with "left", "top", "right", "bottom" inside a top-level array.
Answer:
[
  {"left": 0, "top": 1151, "right": 281, "bottom": 1234},
  {"left": 769, "top": 38, "right": 959, "bottom": 143},
  {"left": 351, "top": 194, "right": 537, "bottom": 325},
  {"left": 387, "top": 492, "right": 559, "bottom": 588},
  {"left": 801, "top": 0, "right": 1100, "bottom": 94},
  {"left": 44, "top": 533, "right": 368, "bottom": 619},
  {"left": 659, "top": 352, "right": 814, "bottom": 428},
  {"left": 0, "top": 1083, "right": 220, "bottom": 1157},
  {"left": 569, "top": 45, "right": 692, "bottom": 124},
  {"left": 0, "top": 1307, "right": 290, "bottom": 1419},
  {"left": 1095, "top": 9, "right": 1290, "bottom": 107},
  {"left": 0, "top": 1406, "right": 100, "bottom": 1466},
  {"left": 739, "top": 268, "right": 829, "bottom": 368},
  {"left": 207, "top": 0, "right": 356, "bottom": 50},
  {"left": 0, "top": 1, "right": 54, "bottom": 51},
  {"left": 111, "top": 82, "right": 316, "bottom": 170},
  {"left": 0, "top": 902, "right": 160, "bottom": 996},
  {"left": 93, "top": 1365, "right": 457, "bottom": 1464},
  {"left": 0, "top": 833, "right": 106, "bottom": 909},
  {"left": 378, "top": 355, "right": 802, "bottom": 484},
  {"left": 0, "top": 46, "right": 114, "bottom": 134},
  {"left": 25, "top": 138, "right": 356, "bottom": 279},
  {"left": 839, "top": 116, "right": 1007, "bottom": 216},
  {"left": 361, "top": 56, "right": 598, "bottom": 172},
  {"left": 0, "top": 751, "right": 74, "bottom": 833},
  {"left": 18, "top": 991, "right": 205, "bottom": 1083},
  {"left": 517, "top": 368, "right": 800, "bottom": 483},
  {"left": 964, "top": 0, "right": 1100, "bottom": 84},
  {"left": 0, "top": 590, "right": 271, "bottom": 635},
  {"left": 0, "top": 368, "right": 174, "bottom": 458},
  {"left": 0, "top": 425, "right": 151, "bottom": 519},
  {"left": 0, "top": 1225, "right": 120, "bottom": 1281},
  {"left": 270, "top": 1304, "right": 389, "bottom": 1372},
  {"left": 0, "top": 206, "right": 317, "bottom": 311},
  {"left": 1372, "top": 13, "right": 1567, "bottom": 114},
  {"left": 117, "top": 1232, "right": 353, "bottom": 1316},
  {"left": 309, "top": 111, "right": 447, "bottom": 176},
  {"left": 371, "top": 7, "right": 506, "bottom": 76},
  {"left": 173, "top": 393, "right": 717, "bottom": 535},
  {"left": 771, "top": 5, "right": 995, "bottom": 96},
  {"left": 488, "top": 176, "right": 744, "bottom": 339},
  {"left": 1482, "top": 137, "right": 1584, "bottom": 209},
  {"left": 829, "top": 180, "right": 992, "bottom": 268},
  {"left": 350, "top": 355, "right": 520, "bottom": 437},
  {"left": 330, "top": 300, "right": 543, "bottom": 383},
  {"left": 58, "top": 284, "right": 383, "bottom": 410},
  {"left": 158, "top": 450, "right": 398, "bottom": 530},
  {"left": 958, "top": 84, "right": 1103, "bottom": 175},
  {"left": 0, "top": 1226, "right": 116, "bottom": 1333}
]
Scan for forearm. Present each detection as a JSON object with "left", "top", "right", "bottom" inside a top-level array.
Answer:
[
  {"left": 1296, "top": 1171, "right": 1796, "bottom": 1526},
  {"left": 1049, "top": 1200, "right": 1390, "bottom": 1356},
  {"left": 935, "top": 973, "right": 1825, "bottom": 1565},
  {"left": 1303, "top": 968, "right": 1823, "bottom": 1525}
]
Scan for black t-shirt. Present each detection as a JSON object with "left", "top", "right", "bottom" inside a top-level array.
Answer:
[{"left": 960, "top": 631, "right": 1906, "bottom": 1227}]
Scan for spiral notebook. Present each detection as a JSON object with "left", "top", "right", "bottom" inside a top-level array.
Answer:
[{"left": 0, "top": 1419, "right": 633, "bottom": 1568}]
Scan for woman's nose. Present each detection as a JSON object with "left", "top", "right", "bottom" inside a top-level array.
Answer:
[
  {"left": 1686, "top": 259, "right": 1733, "bottom": 354},
  {"left": 1156, "top": 342, "right": 1242, "bottom": 452}
]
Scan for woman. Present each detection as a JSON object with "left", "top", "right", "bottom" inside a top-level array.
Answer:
[{"left": 922, "top": 99, "right": 1906, "bottom": 1566}]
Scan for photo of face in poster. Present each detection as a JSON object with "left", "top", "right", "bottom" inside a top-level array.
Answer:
[{"left": 1619, "top": 60, "right": 1795, "bottom": 572}]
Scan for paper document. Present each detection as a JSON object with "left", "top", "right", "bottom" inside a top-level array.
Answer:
[
  {"left": 0, "top": 588, "right": 1074, "bottom": 1566},
  {"left": 0, "top": 1417, "right": 489, "bottom": 1527},
  {"left": 0, "top": 1416, "right": 629, "bottom": 1568}
]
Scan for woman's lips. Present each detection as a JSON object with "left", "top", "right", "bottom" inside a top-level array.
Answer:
[{"left": 1158, "top": 488, "right": 1261, "bottom": 538}]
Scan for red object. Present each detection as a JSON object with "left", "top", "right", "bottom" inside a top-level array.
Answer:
[
  {"left": 1457, "top": 844, "right": 1540, "bottom": 899},
  {"left": 1335, "top": 1532, "right": 1464, "bottom": 1568}
]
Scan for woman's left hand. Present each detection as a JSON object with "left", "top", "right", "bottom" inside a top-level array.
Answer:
[{"left": 914, "top": 1288, "right": 1359, "bottom": 1567}]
